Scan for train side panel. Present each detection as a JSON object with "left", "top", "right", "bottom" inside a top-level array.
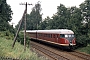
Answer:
[{"left": 28, "top": 32, "right": 36, "bottom": 39}]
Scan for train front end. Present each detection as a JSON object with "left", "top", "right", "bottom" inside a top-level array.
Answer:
[{"left": 59, "top": 30, "right": 76, "bottom": 50}]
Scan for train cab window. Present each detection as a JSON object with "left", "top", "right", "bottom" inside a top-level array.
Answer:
[
  {"left": 60, "top": 34, "right": 65, "bottom": 38},
  {"left": 68, "top": 35, "right": 72, "bottom": 37},
  {"left": 72, "top": 34, "right": 74, "bottom": 37},
  {"left": 60, "top": 34, "right": 74, "bottom": 38},
  {"left": 65, "top": 35, "right": 68, "bottom": 37},
  {"left": 65, "top": 34, "right": 74, "bottom": 38}
]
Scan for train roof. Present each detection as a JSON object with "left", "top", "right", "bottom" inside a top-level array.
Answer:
[{"left": 26, "top": 29, "right": 74, "bottom": 34}]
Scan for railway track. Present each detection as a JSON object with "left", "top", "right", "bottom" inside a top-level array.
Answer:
[
  {"left": 30, "top": 41, "right": 90, "bottom": 60},
  {"left": 67, "top": 51, "right": 90, "bottom": 60},
  {"left": 30, "top": 41, "right": 69, "bottom": 60}
]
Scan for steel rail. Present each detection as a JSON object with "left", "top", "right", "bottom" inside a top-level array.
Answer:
[
  {"left": 30, "top": 41, "right": 70, "bottom": 60},
  {"left": 67, "top": 50, "right": 90, "bottom": 60}
]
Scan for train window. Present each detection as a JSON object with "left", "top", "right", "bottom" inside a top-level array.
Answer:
[
  {"left": 53, "top": 35, "right": 55, "bottom": 38},
  {"left": 38, "top": 33, "right": 42, "bottom": 36},
  {"left": 48, "top": 34, "right": 52, "bottom": 38},
  {"left": 56, "top": 35, "right": 58, "bottom": 38},
  {"left": 48, "top": 34, "right": 50, "bottom": 38},
  {"left": 44, "top": 34, "right": 46, "bottom": 37},
  {"left": 51, "top": 34, "right": 52, "bottom": 38},
  {"left": 50, "top": 34, "right": 52, "bottom": 38},
  {"left": 65, "top": 35, "right": 68, "bottom": 37},
  {"left": 60, "top": 34, "right": 65, "bottom": 38},
  {"left": 72, "top": 35, "right": 74, "bottom": 37},
  {"left": 69, "top": 35, "right": 71, "bottom": 37},
  {"left": 65, "top": 34, "right": 74, "bottom": 37}
]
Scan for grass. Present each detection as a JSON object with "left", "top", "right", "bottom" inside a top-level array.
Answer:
[
  {"left": 0, "top": 37, "right": 41, "bottom": 60},
  {"left": 76, "top": 44, "right": 90, "bottom": 54}
]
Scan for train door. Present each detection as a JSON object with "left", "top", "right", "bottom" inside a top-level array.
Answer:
[
  {"left": 53, "top": 34, "right": 58, "bottom": 43},
  {"left": 53, "top": 34, "right": 56, "bottom": 42},
  {"left": 56, "top": 34, "right": 58, "bottom": 43}
]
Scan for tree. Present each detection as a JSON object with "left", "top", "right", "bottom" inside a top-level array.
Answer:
[
  {"left": 29, "top": 1, "right": 42, "bottom": 30},
  {"left": 0, "top": 0, "right": 12, "bottom": 30},
  {"left": 80, "top": 0, "right": 90, "bottom": 44},
  {"left": 56, "top": 4, "right": 68, "bottom": 29},
  {"left": 38, "top": 16, "right": 51, "bottom": 29},
  {"left": 16, "top": 1, "right": 42, "bottom": 30},
  {"left": 0, "top": 0, "right": 13, "bottom": 32}
]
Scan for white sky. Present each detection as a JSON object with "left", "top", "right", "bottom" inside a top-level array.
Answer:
[{"left": 7, "top": 0, "right": 85, "bottom": 26}]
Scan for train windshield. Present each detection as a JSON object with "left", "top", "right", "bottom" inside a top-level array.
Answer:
[
  {"left": 65, "top": 34, "right": 74, "bottom": 38},
  {"left": 60, "top": 34, "right": 74, "bottom": 38}
]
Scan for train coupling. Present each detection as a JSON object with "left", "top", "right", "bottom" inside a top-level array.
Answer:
[{"left": 69, "top": 43, "right": 73, "bottom": 46}]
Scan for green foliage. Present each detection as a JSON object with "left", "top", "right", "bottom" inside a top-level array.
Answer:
[
  {"left": 38, "top": 16, "right": 51, "bottom": 29},
  {"left": 76, "top": 44, "right": 90, "bottom": 54},
  {"left": 76, "top": 35, "right": 87, "bottom": 47},
  {"left": 0, "top": 37, "right": 41, "bottom": 60},
  {"left": 0, "top": 0, "right": 15, "bottom": 35},
  {"left": 27, "top": 2, "right": 42, "bottom": 30},
  {"left": 17, "top": 32, "right": 30, "bottom": 46},
  {"left": 15, "top": 1, "right": 42, "bottom": 30},
  {"left": 0, "top": 0, "right": 12, "bottom": 22},
  {"left": 0, "top": 31, "right": 14, "bottom": 40}
]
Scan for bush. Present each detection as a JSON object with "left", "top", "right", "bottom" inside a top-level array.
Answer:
[
  {"left": 17, "top": 32, "right": 30, "bottom": 46},
  {"left": 0, "top": 31, "right": 14, "bottom": 40},
  {"left": 76, "top": 35, "right": 87, "bottom": 48}
]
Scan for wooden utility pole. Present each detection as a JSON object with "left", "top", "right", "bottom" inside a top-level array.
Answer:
[
  {"left": 20, "top": 2, "right": 32, "bottom": 51},
  {"left": 24, "top": 2, "right": 27, "bottom": 51},
  {"left": 12, "top": 2, "right": 32, "bottom": 51},
  {"left": 12, "top": 8, "right": 26, "bottom": 48}
]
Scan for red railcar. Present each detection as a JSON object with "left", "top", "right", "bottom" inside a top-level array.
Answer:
[{"left": 26, "top": 29, "right": 76, "bottom": 49}]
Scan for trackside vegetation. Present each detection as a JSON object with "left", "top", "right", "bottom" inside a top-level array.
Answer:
[
  {"left": 0, "top": 36, "right": 41, "bottom": 60},
  {"left": 76, "top": 44, "right": 90, "bottom": 54}
]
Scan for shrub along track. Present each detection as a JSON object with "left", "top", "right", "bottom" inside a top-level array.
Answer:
[{"left": 30, "top": 41, "right": 90, "bottom": 60}]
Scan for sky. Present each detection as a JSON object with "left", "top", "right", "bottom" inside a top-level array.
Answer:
[{"left": 7, "top": 0, "right": 85, "bottom": 26}]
